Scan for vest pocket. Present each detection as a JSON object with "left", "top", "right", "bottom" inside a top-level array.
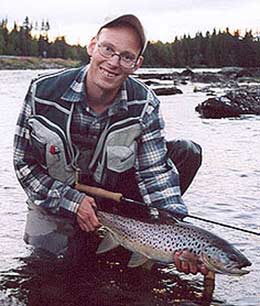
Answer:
[
  {"left": 28, "top": 117, "right": 74, "bottom": 183},
  {"left": 30, "top": 132, "right": 47, "bottom": 166},
  {"left": 106, "top": 144, "right": 136, "bottom": 173}
]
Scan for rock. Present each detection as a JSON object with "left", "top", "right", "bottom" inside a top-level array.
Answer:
[
  {"left": 153, "top": 86, "right": 183, "bottom": 96},
  {"left": 180, "top": 79, "right": 188, "bottom": 85},
  {"left": 195, "top": 97, "right": 241, "bottom": 118},
  {"left": 195, "top": 86, "right": 260, "bottom": 118},
  {"left": 135, "top": 72, "right": 175, "bottom": 80},
  {"left": 180, "top": 68, "right": 194, "bottom": 77},
  {"left": 191, "top": 72, "right": 224, "bottom": 83},
  {"left": 236, "top": 68, "right": 253, "bottom": 78},
  {"left": 220, "top": 67, "right": 244, "bottom": 76},
  {"left": 221, "top": 67, "right": 260, "bottom": 80},
  {"left": 143, "top": 79, "right": 162, "bottom": 86},
  {"left": 135, "top": 68, "right": 260, "bottom": 90}
]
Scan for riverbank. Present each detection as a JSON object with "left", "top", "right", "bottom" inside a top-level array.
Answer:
[{"left": 0, "top": 56, "right": 81, "bottom": 70}]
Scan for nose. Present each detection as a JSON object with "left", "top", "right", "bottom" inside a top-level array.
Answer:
[{"left": 107, "top": 53, "right": 121, "bottom": 66}]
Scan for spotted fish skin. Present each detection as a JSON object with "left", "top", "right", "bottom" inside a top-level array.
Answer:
[{"left": 97, "top": 211, "right": 251, "bottom": 276}]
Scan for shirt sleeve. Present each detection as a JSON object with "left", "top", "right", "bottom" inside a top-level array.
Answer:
[
  {"left": 135, "top": 98, "right": 188, "bottom": 217},
  {"left": 13, "top": 85, "right": 85, "bottom": 218}
]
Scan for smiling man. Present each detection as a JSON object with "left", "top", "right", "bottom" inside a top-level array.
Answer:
[
  {"left": 13, "top": 14, "right": 205, "bottom": 275},
  {"left": 86, "top": 25, "right": 144, "bottom": 111}
]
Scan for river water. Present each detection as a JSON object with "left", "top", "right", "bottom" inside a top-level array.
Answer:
[{"left": 0, "top": 69, "right": 259, "bottom": 306}]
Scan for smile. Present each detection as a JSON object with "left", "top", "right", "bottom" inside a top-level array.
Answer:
[{"left": 100, "top": 67, "right": 119, "bottom": 78}]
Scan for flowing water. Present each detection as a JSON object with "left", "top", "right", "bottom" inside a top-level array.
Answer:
[{"left": 0, "top": 69, "right": 259, "bottom": 306}]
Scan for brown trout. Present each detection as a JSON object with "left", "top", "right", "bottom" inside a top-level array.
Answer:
[{"left": 97, "top": 211, "right": 251, "bottom": 276}]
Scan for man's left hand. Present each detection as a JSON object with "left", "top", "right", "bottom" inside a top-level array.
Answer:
[{"left": 174, "top": 250, "right": 209, "bottom": 275}]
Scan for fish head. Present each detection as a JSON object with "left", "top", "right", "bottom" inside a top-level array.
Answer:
[{"left": 201, "top": 239, "right": 252, "bottom": 276}]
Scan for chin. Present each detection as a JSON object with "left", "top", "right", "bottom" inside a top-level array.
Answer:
[{"left": 98, "top": 77, "right": 122, "bottom": 91}]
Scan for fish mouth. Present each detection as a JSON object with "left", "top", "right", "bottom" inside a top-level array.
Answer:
[{"left": 201, "top": 253, "right": 251, "bottom": 276}]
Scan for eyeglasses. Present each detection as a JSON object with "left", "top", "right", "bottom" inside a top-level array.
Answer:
[{"left": 97, "top": 42, "right": 138, "bottom": 69}]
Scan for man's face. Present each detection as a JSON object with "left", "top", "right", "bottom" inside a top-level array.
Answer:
[{"left": 87, "top": 26, "right": 143, "bottom": 94}]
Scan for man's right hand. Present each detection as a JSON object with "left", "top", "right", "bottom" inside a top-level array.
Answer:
[{"left": 76, "top": 196, "right": 101, "bottom": 232}]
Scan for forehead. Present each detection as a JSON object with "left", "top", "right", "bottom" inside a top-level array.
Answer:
[{"left": 97, "top": 26, "right": 142, "bottom": 53}]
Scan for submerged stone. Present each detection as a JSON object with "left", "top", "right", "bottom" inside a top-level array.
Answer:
[{"left": 195, "top": 87, "right": 260, "bottom": 118}]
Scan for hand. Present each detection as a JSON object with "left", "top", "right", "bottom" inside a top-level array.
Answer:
[
  {"left": 76, "top": 195, "right": 100, "bottom": 232},
  {"left": 173, "top": 250, "right": 209, "bottom": 275}
]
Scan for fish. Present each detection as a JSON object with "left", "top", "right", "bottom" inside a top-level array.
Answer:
[{"left": 96, "top": 210, "right": 252, "bottom": 276}]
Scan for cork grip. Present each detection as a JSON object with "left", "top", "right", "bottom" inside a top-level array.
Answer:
[{"left": 75, "top": 183, "right": 123, "bottom": 203}]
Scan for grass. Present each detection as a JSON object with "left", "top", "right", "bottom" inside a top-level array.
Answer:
[{"left": 0, "top": 56, "right": 82, "bottom": 70}]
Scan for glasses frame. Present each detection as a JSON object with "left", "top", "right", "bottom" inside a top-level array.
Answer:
[{"left": 96, "top": 42, "right": 139, "bottom": 69}]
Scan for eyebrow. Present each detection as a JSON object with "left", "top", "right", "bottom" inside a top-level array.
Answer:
[{"left": 98, "top": 40, "right": 138, "bottom": 56}]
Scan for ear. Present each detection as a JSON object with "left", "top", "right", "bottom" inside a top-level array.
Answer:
[
  {"left": 132, "top": 55, "right": 144, "bottom": 72},
  {"left": 87, "top": 36, "right": 97, "bottom": 57}
]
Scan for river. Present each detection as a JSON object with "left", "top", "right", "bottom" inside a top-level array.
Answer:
[{"left": 0, "top": 69, "right": 259, "bottom": 306}]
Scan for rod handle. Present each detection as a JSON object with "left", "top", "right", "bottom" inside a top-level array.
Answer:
[{"left": 75, "top": 183, "right": 122, "bottom": 203}]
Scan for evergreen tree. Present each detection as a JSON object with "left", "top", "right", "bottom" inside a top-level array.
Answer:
[
  {"left": 0, "top": 19, "right": 9, "bottom": 54},
  {"left": 240, "top": 31, "right": 257, "bottom": 67},
  {"left": 6, "top": 22, "right": 21, "bottom": 55},
  {"left": 18, "top": 16, "right": 33, "bottom": 55},
  {"left": 0, "top": 27, "right": 5, "bottom": 54},
  {"left": 1, "top": 16, "right": 260, "bottom": 67}
]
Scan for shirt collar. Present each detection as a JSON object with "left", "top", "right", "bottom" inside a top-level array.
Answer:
[
  {"left": 61, "top": 65, "right": 129, "bottom": 116},
  {"left": 61, "top": 65, "right": 88, "bottom": 102},
  {"left": 107, "top": 82, "right": 128, "bottom": 116}
]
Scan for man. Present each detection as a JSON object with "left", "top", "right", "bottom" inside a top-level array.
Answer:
[{"left": 13, "top": 14, "right": 207, "bottom": 275}]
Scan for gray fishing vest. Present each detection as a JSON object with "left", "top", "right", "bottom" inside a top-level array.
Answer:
[{"left": 27, "top": 68, "right": 152, "bottom": 189}]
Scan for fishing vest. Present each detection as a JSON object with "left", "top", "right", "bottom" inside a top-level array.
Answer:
[{"left": 27, "top": 67, "right": 155, "bottom": 192}]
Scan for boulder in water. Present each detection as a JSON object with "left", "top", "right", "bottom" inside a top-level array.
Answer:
[{"left": 195, "top": 87, "right": 260, "bottom": 118}]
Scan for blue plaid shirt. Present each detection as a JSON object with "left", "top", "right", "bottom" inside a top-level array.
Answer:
[{"left": 13, "top": 66, "right": 187, "bottom": 218}]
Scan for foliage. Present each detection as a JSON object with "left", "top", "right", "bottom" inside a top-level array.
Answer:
[
  {"left": 0, "top": 17, "right": 89, "bottom": 64},
  {"left": 1, "top": 17, "right": 260, "bottom": 67},
  {"left": 143, "top": 28, "right": 260, "bottom": 67}
]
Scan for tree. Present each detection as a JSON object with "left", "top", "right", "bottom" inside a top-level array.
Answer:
[
  {"left": 0, "top": 19, "right": 9, "bottom": 54},
  {"left": 5, "top": 22, "right": 21, "bottom": 55}
]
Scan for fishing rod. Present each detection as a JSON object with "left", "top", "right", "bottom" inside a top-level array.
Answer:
[{"left": 75, "top": 183, "right": 260, "bottom": 236}]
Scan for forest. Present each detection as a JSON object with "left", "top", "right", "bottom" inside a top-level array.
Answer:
[{"left": 0, "top": 16, "right": 260, "bottom": 68}]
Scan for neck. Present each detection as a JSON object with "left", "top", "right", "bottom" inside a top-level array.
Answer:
[
  {"left": 87, "top": 95, "right": 115, "bottom": 114},
  {"left": 85, "top": 79, "right": 119, "bottom": 114}
]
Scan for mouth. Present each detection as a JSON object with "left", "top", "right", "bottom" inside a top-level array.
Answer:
[
  {"left": 201, "top": 253, "right": 251, "bottom": 276},
  {"left": 99, "top": 66, "right": 119, "bottom": 79}
]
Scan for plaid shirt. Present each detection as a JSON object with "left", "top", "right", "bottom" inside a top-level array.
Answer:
[{"left": 13, "top": 66, "right": 187, "bottom": 218}]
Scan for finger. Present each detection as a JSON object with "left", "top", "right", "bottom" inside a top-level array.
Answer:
[
  {"left": 182, "top": 251, "right": 199, "bottom": 274},
  {"left": 87, "top": 198, "right": 97, "bottom": 208},
  {"left": 174, "top": 250, "right": 201, "bottom": 275},
  {"left": 174, "top": 250, "right": 190, "bottom": 272},
  {"left": 78, "top": 203, "right": 100, "bottom": 228},
  {"left": 181, "top": 250, "right": 198, "bottom": 263},
  {"left": 83, "top": 219, "right": 95, "bottom": 232},
  {"left": 86, "top": 196, "right": 97, "bottom": 207},
  {"left": 200, "top": 264, "right": 209, "bottom": 275},
  {"left": 181, "top": 260, "right": 190, "bottom": 274},
  {"left": 77, "top": 215, "right": 96, "bottom": 232},
  {"left": 173, "top": 252, "right": 182, "bottom": 271},
  {"left": 89, "top": 217, "right": 100, "bottom": 229},
  {"left": 87, "top": 207, "right": 100, "bottom": 227},
  {"left": 189, "top": 262, "right": 199, "bottom": 275}
]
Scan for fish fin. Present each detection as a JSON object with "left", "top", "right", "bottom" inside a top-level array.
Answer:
[
  {"left": 96, "top": 232, "right": 120, "bottom": 254},
  {"left": 127, "top": 252, "right": 149, "bottom": 268},
  {"left": 157, "top": 210, "right": 181, "bottom": 225},
  {"left": 141, "top": 260, "right": 155, "bottom": 271}
]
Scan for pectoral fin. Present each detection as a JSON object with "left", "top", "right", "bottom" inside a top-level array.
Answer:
[
  {"left": 96, "top": 232, "right": 120, "bottom": 254},
  {"left": 127, "top": 252, "right": 149, "bottom": 268}
]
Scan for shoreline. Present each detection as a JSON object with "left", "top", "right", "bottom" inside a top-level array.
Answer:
[
  {"left": 0, "top": 56, "right": 82, "bottom": 70},
  {"left": 2, "top": 55, "right": 259, "bottom": 72}
]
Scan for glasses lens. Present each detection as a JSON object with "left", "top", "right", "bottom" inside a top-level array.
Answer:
[
  {"left": 120, "top": 53, "right": 136, "bottom": 68},
  {"left": 98, "top": 43, "right": 137, "bottom": 68},
  {"left": 99, "top": 44, "right": 113, "bottom": 57}
]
